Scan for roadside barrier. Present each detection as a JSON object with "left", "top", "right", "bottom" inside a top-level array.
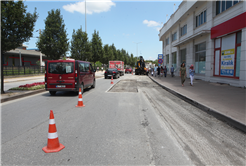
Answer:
[
  {"left": 42, "top": 110, "right": 65, "bottom": 153},
  {"left": 111, "top": 76, "right": 114, "bottom": 84},
  {"left": 76, "top": 88, "right": 85, "bottom": 107}
]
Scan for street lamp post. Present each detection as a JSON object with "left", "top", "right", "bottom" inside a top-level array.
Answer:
[
  {"left": 133, "top": 41, "right": 142, "bottom": 58},
  {"left": 85, "top": 0, "right": 87, "bottom": 33}
]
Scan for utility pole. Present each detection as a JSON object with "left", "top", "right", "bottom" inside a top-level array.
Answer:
[
  {"left": 85, "top": 0, "right": 87, "bottom": 33},
  {"left": 133, "top": 42, "right": 142, "bottom": 58}
]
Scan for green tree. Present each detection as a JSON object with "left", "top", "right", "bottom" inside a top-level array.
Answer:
[
  {"left": 91, "top": 30, "right": 103, "bottom": 68},
  {"left": 36, "top": 9, "right": 69, "bottom": 60},
  {"left": 109, "top": 44, "right": 117, "bottom": 60},
  {"left": 102, "top": 44, "right": 113, "bottom": 64},
  {"left": 70, "top": 27, "right": 91, "bottom": 61},
  {"left": 1, "top": 1, "right": 38, "bottom": 93}
]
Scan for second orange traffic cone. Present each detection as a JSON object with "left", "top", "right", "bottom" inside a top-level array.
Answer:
[
  {"left": 42, "top": 110, "right": 65, "bottom": 153},
  {"left": 111, "top": 76, "right": 114, "bottom": 84},
  {"left": 76, "top": 88, "right": 85, "bottom": 107}
]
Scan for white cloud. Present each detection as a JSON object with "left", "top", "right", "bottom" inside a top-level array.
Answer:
[
  {"left": 143, "top": 20, "right": 161, "bottom": 27},
  {"left": 63, "top": 0, "right": 116, "bottom": 15}
]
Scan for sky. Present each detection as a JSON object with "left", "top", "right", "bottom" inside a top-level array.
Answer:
[{"left": 23, "top": 0, "right": 182, "bottom": 61}]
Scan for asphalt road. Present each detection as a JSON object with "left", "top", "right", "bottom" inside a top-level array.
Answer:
[{"left": 1, "top": 75, "right": 245, "bottom": 165}]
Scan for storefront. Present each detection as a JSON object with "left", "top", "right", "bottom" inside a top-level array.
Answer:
[{"left": 211, "top": 12, "right": 245, "bottom": 79}]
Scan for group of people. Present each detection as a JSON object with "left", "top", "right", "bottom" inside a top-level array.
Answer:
[
  {"left": 179, "top": 63, "right": 195, "bottom": 87},
  {"left": 151, "top": 65, "right": 175, "bottom": 78},
  {"left": 151, "top": 63, "right": 195, "bottom": 87}
]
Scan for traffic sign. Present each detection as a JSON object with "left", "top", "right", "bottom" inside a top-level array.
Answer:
[
  {"left": 158, "top": 59, "right": 163, "bottom": 64},
  {"left": 158, "top": 54, "right": 163, "bottom": 59}
]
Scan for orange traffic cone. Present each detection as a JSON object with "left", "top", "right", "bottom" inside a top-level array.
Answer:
[
  {"left": 76, "top": 88, "right": 85, "bottom": 107},
  {"left": 43, "top": 110, "right": 65, "bottom": 153},
  {"left": 132, "top": 72, "right": 133, "bottom": 75},
  {"left": 111, "top": 76, "right": 114, "bottom": 84}
]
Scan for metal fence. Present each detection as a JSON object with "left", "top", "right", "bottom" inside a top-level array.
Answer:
[{"left": 3, "top": 66, "right": 45, "bottom": 76}]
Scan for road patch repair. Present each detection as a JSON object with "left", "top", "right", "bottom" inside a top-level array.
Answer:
[{"left": 108, "top": 79, "right": 138, "bottom": 93}]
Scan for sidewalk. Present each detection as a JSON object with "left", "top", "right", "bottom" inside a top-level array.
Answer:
[{"left": 149, "top": 74, "right": 246, "bottom": 132}]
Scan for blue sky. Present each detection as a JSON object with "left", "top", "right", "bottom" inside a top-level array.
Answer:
[{"left": 24, "top": 0, "right": 182, "bottom": 61}]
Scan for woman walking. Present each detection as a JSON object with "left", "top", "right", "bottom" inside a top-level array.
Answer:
[
  {"left": 160, "top": 66, "right": 164, "bottom": 77},
  {"left": 189, "top": 64, "right": 195, "bottom": 86},
  {"left": 179, "top": 63, "right": 186, "bottom": 86},
  {"left": 164, "top": 66, "right": 167, "bottom": 77}
]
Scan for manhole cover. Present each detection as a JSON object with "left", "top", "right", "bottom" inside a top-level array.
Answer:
[{"left": 109, "top": 80, "right": 138, "bottom": 92}]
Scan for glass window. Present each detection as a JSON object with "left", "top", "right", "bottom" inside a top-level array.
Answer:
[
  {"left": 166, "top": 38, "right": 169, "bottom": 45},
  {"left": 48, "top": 62, "right": 74, "bottom": 74},
  {"left": 166, "top": 54, "right": 169, "bottom": 64},
  {"left": 79, "top": 62, "right": 85, "bottom": 72},
  {"left": 196, "top": 16, "right": 198, "bottom": 27},
  {"left": 85, "top": 63, "right": 89, "bottom": 72},
  {"left": 199, "top": 15, "right": 201, "bottom": 26},
  {"left": 172, "top": 32, "right": 177, "bottom": 41},
  {"left": 234, "top": 0, "right": 239, "bottom": 5},
  {"left": 201, "top": 12, "right": 203, "bottom": 24},
  {"left": 195, "top": 42, "right": 206, "bottom": 74},
  {"left": 204, "top": 10, "right": 206, "bottom": 22},
  {"left": 215, "top": 38, "right": 221, "bottom": 48},
  {"left": 236, "top": 31, "right": 242, "bottom": 44},
  {"left": 222, "top": 0, "right": 226, "bottom": 12},
  {"left": 216, "top": 1, "right": 221, "bottom": 15},
  {"left": 226, "top": 1, "right": 232, "bottom": 9}
]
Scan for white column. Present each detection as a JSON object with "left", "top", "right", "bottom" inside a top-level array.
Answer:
[
  {"left": 176, "top": 46, "right": 180, "bottom": 75},
  {"left": 19, "top": 51, "right": 22, "bottom": 66},
  {"left": 40, "top": 52, "right": 42, "bottom": 66},
  {"left": 240, "top": 28, "right": 246, "bottom": 87}
]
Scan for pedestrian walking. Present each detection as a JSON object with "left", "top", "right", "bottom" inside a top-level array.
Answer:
[
  {"left": 151, "top": 68, "right": 154, "bottom": 76},
  {"left": 179, "top": 63, "right": 186, "bottom": 87},
  {"left": 160, "top": 66, "right": 164, "bottom": 77},
  {"left": 189, "top": 64, "right": 195, "bottom": 86},
  {"left": 157, "top": 66, "right": 160, "bottom": 77},
  {"left": 154, "top": 66, "right": 158, "bottom": 77},
  {"left": 171, "top": 65, "right": 174, "bottom": 77},
  {"left": 164, "top": 66, "right": 167, "bottom": 77}
]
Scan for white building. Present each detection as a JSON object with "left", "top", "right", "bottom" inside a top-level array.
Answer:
[{"left": 159, "top": 0, "right": 246, "bottom": 87}]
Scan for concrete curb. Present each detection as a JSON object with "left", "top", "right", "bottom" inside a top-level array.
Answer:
[
  {"left": 1, "top": 89, "right": 46, "bottom": 103},
  {"left": 149, "top": 76, "right": 246, "bottom": 133}
]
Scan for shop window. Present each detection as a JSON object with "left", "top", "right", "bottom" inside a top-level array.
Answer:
[
  {"left": 196, "top": 10, "right": 206, "bottom": 27},
  {"left": 166, "top": 54, "right": 169, "bottom": 71},
  {"left": 195, "top": 42, "right": 206, "bottom": 74},
  {"left": 181, "top": 24, "right": 187, "bottom": 36},
  {"left": 180, "top": 49, "right": 186, "bottom": 65},
  {"left": 216, "top": 0, "right": 241, "bottom": 15}
]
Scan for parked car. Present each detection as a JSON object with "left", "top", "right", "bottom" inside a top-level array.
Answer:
[
  {"left": 125, "top": 67, "right": 133, "bottom": 74},
  {"left": 104, "top": 68, "right": 120, "bottom": 79},
  {"left": 45, "top": 60, "right": 96, "bottom": 95}
]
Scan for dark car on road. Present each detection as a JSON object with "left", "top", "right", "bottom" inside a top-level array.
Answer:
[
  {"left": 104, "top": 68, "right": 120, "bottom": 79},
  {"left": 125, "top": 67, "right": 133, "bottom": 74}
]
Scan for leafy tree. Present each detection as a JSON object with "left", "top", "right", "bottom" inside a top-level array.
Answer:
[
  {"left": 70, "top": 27, "right": 91, "bottom": 61},
  {"left": 102, "top": 44, "right": 113, "bottom": 64},
  {"left": 109, "top": 44, "right": 117, "bottom": 60},
  {"left": 91, "top": 30, "right": 103, "bottom": 68},
  {"left": 1, "top": 1, "right": 38, "bottom": 93},
  {"left": 36, "top": 9, "right": 69, "bottom": 60}
]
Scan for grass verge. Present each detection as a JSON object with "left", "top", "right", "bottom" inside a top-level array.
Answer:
[{"left": 9, "top": 85, "right": 45, "bottom": 90}]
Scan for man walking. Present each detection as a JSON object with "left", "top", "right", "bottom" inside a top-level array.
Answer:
[
  {"left": 154, "top": 65, "right": 158, "bottom": 77},
  {"left": 171, "top": 65, "right": 174, "bottom": 77}
]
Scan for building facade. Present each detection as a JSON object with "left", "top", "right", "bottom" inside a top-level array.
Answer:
[
  {"left": 3, "top": 44, "right": 48, "bottom": 67},
  {"left": 159, "top": 0, "right": 246, "bottom": 87}
]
